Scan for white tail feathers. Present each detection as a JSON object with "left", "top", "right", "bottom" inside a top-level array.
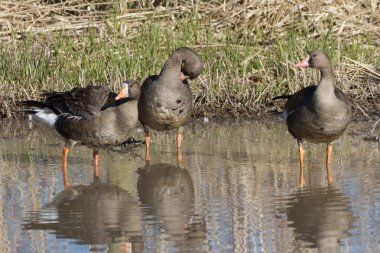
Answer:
[{"left": 32, "top": 109, "right": 58, "bottom": 128}]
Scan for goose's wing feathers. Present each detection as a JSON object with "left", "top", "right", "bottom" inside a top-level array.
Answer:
[
  {"left": 284, "top": 86, "right": 316, "bottom": 114},
  {"left": 44, "top": 85, "right": 113, "bottom": 118},
  {"left": 334, "top": 87, "right": 350, "bottom": 103}
]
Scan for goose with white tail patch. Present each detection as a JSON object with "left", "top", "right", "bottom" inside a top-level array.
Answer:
[{"left": 18, "top": 80, "right": 141, "bottom": 189}]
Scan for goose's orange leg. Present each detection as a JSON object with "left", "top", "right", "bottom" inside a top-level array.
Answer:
[
  {"left": 177, "top": 127, "right": 183, "bottom": 165},
  {"left": 144, "top": 130, "right": 151, "bottom": 162},
  {"left": 93, "top": 149, "right": 99, "bottom": 178},
  {"left": 326, "top": 143, "right": 333, "bottom": 184},
  {"left": 298, "top": 142, "right": 305, "bottom": 187},
  {"left": 61, "top": 146, "right": 70, "bottom": 189}
]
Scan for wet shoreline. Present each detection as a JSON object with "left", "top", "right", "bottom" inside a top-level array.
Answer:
[
  {"left": 0, "top": 117, "right": 379, "bottom": 252},
  {"left": 3, "top": 111, "right": 379, "bottom": 144}
]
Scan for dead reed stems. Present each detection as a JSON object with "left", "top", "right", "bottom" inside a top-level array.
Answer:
[{"left": 0, "top": 0, "right": 379, "bottom": 118}]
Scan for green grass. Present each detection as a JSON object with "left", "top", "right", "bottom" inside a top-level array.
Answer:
[{"left": 1, "top": 3, "right": 379, "bottom": 118}]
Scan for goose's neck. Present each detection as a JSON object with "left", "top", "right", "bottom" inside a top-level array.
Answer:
[
  {"left": 316, "top": 67, "right": 335, "bottom": 94},
  {"left": 159, "top": 53, "right": 182, "bottom": 83},
  {"left": 116, "top": 98, "right": 138, "bottom": 119},
  {"left": 313, "top": 67, "right": 339, "bottom": 110}
]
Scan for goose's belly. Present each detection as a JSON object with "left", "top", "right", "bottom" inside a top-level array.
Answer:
[
  {"left": 80, "top": 130, "right": 131, "bottom": 148},
  {"left": 294, "top": 125, "right": 348, "bottom": 144},
  {"left": 56, "top": 114, "right": 136, "bottom": 148},
  {"left": 286, "top": 107, "right": 351, "bottom": 144},
  {"left": 82, "top": 118, "right": 137, "bottom": 148},
  {"left": 140, "top": 99, "right": 192, "bottom": 131},
  {"left": 139, "top": 86, "right": 193, "bottom": 131}
]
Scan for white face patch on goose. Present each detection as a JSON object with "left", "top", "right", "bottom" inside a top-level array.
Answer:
[
  {"left": 116, "top": 82, "right": 129, "bottom": 100},
  {"left": 122, "top": 82, "right": 129, "bottom": 97}
]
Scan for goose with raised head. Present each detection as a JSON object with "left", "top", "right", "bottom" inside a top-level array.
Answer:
[{"left": 275, "top": 51, "right": 352, "bottom": 187}]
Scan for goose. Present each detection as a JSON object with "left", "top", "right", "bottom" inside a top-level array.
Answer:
[
  {"left": 19, "top": 80, "right": 140, "bottom": 188},
  {"left": 138, "top": 47, "right": 203, "bottom": 163},
  {"left": 275, "top": 51, "right": 352, "bottom": 186}
]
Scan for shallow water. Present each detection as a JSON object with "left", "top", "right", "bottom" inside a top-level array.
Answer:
[{"left": 0, "top": 118, "right": 379, "bottom": 253}]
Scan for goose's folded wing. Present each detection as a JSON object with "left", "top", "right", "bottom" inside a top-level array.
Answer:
[
  {"left": 44, "top": 85, "right": 113, "bottom": 119},
  {"left": 284, "top": 86, "right": 317, "bottom": 114}
]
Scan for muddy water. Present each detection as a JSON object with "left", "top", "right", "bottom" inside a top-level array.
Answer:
[{"left": 0, "top": 118, "right": 379, "bottom": 253}]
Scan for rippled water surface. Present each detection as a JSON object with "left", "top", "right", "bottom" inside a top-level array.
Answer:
[{"left": 0, "top": 118, "right": 379, "bottom": 253}]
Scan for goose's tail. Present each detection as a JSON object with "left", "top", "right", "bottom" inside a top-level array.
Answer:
[{"left": 17, "top": 101, "right": 57, "bottom": 128}]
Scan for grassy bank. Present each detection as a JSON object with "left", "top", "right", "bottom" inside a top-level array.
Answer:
[{"left": 0, "top": 0, "right": 379, "bottom": 118}]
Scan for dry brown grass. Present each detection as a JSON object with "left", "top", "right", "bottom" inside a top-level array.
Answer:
[
  {"left": 2, "top": 0, "right": 380, "bottom": 42},
  {"left": 0, "top": 0, "right": 379, "bottom": 118}
]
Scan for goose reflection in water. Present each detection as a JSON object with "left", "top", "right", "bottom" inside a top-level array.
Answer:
[
  {"left": 23, "top": 177, "right": 143, "bottom": 252},
  {"left": 137, "top": 163, "right": 206, "bottom": 250},
  {"left": 278, "top": 187, "right": 354, "bottom": 252}
]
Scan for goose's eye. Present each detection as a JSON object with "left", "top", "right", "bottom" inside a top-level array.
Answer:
[{"left": 312, "top": 54, "right": 317, "bottom": 58}]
